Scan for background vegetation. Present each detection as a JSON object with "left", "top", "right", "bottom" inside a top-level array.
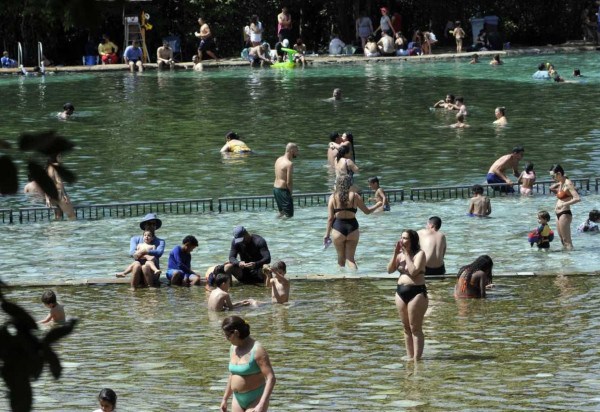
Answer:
[{"left": 0, "top": 0, "right": 586, "bottom": 65}]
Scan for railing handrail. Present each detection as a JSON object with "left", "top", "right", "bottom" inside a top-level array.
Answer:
[
  {"left": 17, "top": 42, "right": 23, "bottom": 67},
  {"left": 37, "top": 41, "right": 43, "bottom": 68}
]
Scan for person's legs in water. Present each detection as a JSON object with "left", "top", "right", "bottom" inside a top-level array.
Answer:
[{"left": 344, "top": 229, "right": 360, "bottom": 270}]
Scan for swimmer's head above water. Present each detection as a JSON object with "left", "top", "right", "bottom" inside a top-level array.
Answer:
[{"left": 332, "top": 88, "right": 342, "bottom": 100}]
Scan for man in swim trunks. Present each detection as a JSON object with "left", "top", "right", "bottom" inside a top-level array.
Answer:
[
  {"left": 273, "top": 143, "right": 299, "bottom": 218},
  {"left": 194, "top": 17, "right": 218, "bottom": 62},
  {"left": 417, "top": 216, "right": 447, "bottom": 277},
  {"left": 227, "top": 226, "right": 271, "bottom": 284},
  {"left": 486, "top": 146, "right": 524, "bottom": 193}
]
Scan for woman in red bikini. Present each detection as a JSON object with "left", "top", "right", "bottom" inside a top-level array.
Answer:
[{"left": 549, "top": 164, "right": 580, "bottom": 250}]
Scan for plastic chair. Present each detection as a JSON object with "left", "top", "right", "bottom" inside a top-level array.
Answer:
[
  {"left": 162, "top": 35, "right": 181, "bottom": 62},
  {"left": 82, "top": 55, "right": 99, "bottom": 65}
]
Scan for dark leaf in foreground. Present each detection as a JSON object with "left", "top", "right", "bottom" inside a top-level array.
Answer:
[
  {"left": 43, "top": 319, "right": 78, "bottom": 345},
  {"left": 28, "top": 161, "right": 58, "bottom": 200},
  {"left": 0, "top": 155, "right": 19, "bottom": 195},
  {"left": 19, "top": 131, "right": 75, "bottom": 155},
  {"left": 1, "top": 300, "right": 38, "bottom": 331},
  {"left": 43, "top": 349, "right": 62, "bottom": 379},
  {"left": 55, "top": 165, "right": 77, "bottom": 184},
  {"left": 0, "top": 139, "right": 11, "bottom": 149}
]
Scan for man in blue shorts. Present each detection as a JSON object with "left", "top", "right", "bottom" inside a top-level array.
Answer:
[
  {"left": 486, "top": 146, "right": 524, "bottom": 193},
  {"left": 123, "top": 40, "right": 144, "bottom": 72}
]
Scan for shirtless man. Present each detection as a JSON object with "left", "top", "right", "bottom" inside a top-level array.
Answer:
[
  {"left": 417, "top": 216, "right": 447, "bottom": 277},
  {"left": 468, "top": 185, "right": 492, "bottom": 216},
  {"left": 273, "top": 143, "right": 299, "bottom": 218},
  {"left": 156, "top": 40, "right": 175, "bottom": 70},
  {"left": 327, "top": 131, "right": 342, "bottom": 166},
  {"left": 486, "top": 146, "right": 524, "bottom": 193},
  {"left": 247, "top": 43, "right": 271, "bottom": 67},
  {"left": 327, "top": 88, "right": 342, "bottom": 101},
  {"left": 277, "top": 7, "right": 292, "bottom": 42},
  {"left": 194, "top": 17, "right": 218, "bottom": 62}
]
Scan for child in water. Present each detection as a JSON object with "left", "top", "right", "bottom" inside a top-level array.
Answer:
[
  {"left": 529, "top": 210, "right": 554, "bottom": 249},
  {"left": 58, "top": 102, "right": 74, "bottom": 120},
  {"left": 577, "top": 209, "right": 600, "bottom": 232},
  {"left": 207, "top": 273, "right": 255, "bottom": 311},
  {"left": 468, "top": 184, "right": 491, "bottom": 217},
  {"left": 368, "top": 176, "right": 390, "bottom": 211},
  {"left": 263, "top": 261, "right": 290, "bottom": 303},
  {"left": 39, "top": 290, "right": 66, "bottom": 324},
  {"left": 518, "top": 162, "right": 536, "bottom": 195},
  {"left": 116, "top": 230, "right": 160, "bottom": 278},
  {"left": 93, "top": 388, "right": 117, "bottom": 412}
]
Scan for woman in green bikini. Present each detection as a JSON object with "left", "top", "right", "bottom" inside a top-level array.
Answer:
[{"left": 221, "top": 316, "right": 276, "bottom": 412}]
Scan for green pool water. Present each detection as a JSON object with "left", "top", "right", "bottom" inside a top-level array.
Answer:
[
  {"left": 1, "top": 53, "right": 600, "bottom": 411},
  {"left": 2, "top": 277, "right": 600, "bottom": 411}
]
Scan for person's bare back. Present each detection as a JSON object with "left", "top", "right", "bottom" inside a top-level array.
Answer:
[
  {"left": 469, "top": 195, "right": 492, "bottom": 216},
  {"left": 207, "top": 288, "right": 232, "bottom": 311},
  {"left": 417, "top": 229, "right": 446, "bottom": 269},
  {"left": 273, "top": 155, "right": 293, "bottom": 190}
]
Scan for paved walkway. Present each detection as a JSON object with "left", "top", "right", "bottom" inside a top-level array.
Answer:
[{"left": 1, "top": 41, "right": 597, "bottom": 74}]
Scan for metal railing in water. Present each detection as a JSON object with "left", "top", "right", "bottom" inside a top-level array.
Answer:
[
  {"left": 17, "top": 42, "right": 23, "bottom": 67},
  {"left": 4, "top": 179, "right": 600, "bottom": 224},
  {"left": 410, "top": 179, "right": 591, "bottom": 201},
  {"left": 217, "top": 189, "right": 405, "bottom": 213}
]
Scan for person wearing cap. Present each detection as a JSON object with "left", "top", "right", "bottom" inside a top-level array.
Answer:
[
  {"left": 220, "top": 131, "right": 252, "bottom": 154},
  {"left": 59, "top": 103, "right": 75, "bottom": 120},
  {"left": 129, "top": 213, "right": 165, "bottom": 288},
  {"left": 226, "top": 226, "right": 271, "bottom": 284},
  {"left": 374, "top": 7, "right": 395, "bottom": 37},
  {"left": 273, "top": 143, "right": 299, "bottom": 218},
  {"left": 247, "top": 43, "right": 272, "bottom": 67}
]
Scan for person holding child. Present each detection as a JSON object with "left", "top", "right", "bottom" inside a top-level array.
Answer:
[
  {"left": 116, "top": 230, "right": 161, "bottom": 278},
  {"left": 262, "top": 261, "right": 290, "bottom": 304},
  {"left": 166, "top": 235, "right": 200, "bottom": 286},
  {"left": 39, "top": 290, "right": 66, "bottom": 325},
  {"left": 129, "top": 213, "right": 165, "bottom": 288},
  {"left": 549, "top": 164, "right": 580, "bottom": 250},
  {"left": 220, "top": 316, "right": 276, "bottom": 412}
]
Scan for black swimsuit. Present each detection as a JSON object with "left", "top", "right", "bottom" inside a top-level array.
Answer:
[
  {"left": 396, "top": 284, "right": 428, "bottom": 304},
  {"left": 332, "top": 206, "right": 358, "bottom": 236}
]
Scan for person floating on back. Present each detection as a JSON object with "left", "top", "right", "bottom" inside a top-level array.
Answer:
[
  {"left": 39, "top": 290, "right": 66, "bottom": 325},
  {"left": 262, "top": 261, "right": 290, "bottom": 303}
]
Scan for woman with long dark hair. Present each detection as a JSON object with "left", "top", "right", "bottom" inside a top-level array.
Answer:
[
  {"left": 549, "top": 164, "right": 580, "bottom": 250},
  {"left": 454, "top": 255, "right": 494, "bottom": 298}
]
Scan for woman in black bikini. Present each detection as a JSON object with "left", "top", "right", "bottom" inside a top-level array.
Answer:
[
  {"left": 324, "top": 175, "right": 381, "bottom": 269},
  {"left": 387, "top": 229, "right": 427, "bottom": 361},
  {"left": 549, "top": 164, "right": 580, "bottom": 250}
]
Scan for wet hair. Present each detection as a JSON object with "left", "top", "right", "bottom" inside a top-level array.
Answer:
[
  {"left": 225, "top": 131, "right": 238, "bottom": 140},
  {"left": 402, "top": 229, "right": 421, "bottom": 256},
  {"left": 336, "top": 145, "right": 350, "bottom": 162},
  {"left": 329, "top": 131, "right": 340, "bottom": 142},
  {"left": 549, "top": 164, "right": 565, "bottom": 176},
  {"left": 588, "top": 209, "right": 600, "bottom": 223},
  {"left": 98, "top": 388, "right": 117, "bottom": 407},
  {"left": 538, "top": 210, "right": 551, "bottom": 221},
  {"left": 367, "top": 35, "right": 375, "bottom": 42},
  {"left": 428, "top": 216, "right": 442, "bottom": 230},
  {"left": 538, "top": 63, "right": 546, "bottom": 71},
  {"left": 368, "top": 176, "right": 380, "bottom": 185},
  {"left": 573, "top": 68, "right": 581, "bottom": 76},
  {"left": 493, "top": 54, "right": 501, "bottom": 62},
  {"left": 41, "top": 290, "right": 57, "bottom": 305},
  {"left": 472, "top": 184, "right": 484, "bottom": 195},
  {"left": 456, "top": 113, "right": 465, "bottom": 122},
  {"left": 455, "top": 96, "right": 464, "bottom": 103},
  {"left": 63, "top": 102, "right": 74, "bottom": 112},
  {"left": 215, "top": 272, "right": 230, "bottom": 287},
  {"left": 335, "top": 175, "right": 352, "bottom": 206},
  {"left": 222, "top": 315, "right": 250, "bottom": 339},
  {"left": 472, "top": 54, "right": 479, "bottom": 59},
  {"left": 446, "top": 94, "right": 455, "bottom": 102},
  {"left": 182, "top": 235, "right": 198, "bottom": 247},
  {"left": 511, "top": 145, "right": 524, "bottom": 154},
  {"left": 271, "top": 260, "right": 287, "bottom": 273},
  {"left": 457, "top": 255, "right": 493, "bottom": 284},
  {"left": 496, "top": 107, "right": 506, "bottom": 116}
]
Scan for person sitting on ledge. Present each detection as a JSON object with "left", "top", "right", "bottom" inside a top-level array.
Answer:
[
  {"left": 157, "top": 40, "right": 175, "bottom": 70},
  {"left": 123, "top": 40, "right": 144, "bottom": 73},
  {"left": 98, "top": 34, "right": 119, "bottom": 64}
]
